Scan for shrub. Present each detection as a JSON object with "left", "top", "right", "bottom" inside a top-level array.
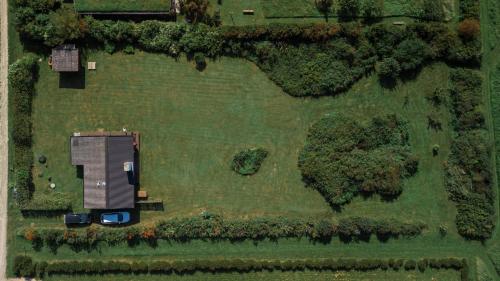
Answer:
[
  {"left": 299, "top": 114, "right": 417, "bottom": 206},
  {"left": 231, "top": 148, "right": 268, "bottom": 175},
  {"left": 392, "top": 38, "right": 430, "bottom": 72},
  {"left": 458, "top": 19, "right": 481, "bottom": 40},
  {"left": 338, "top": 0, "right": 360, "bottom": 20},
  {"left": 13, "top": 255, "right": 35, "bottom": 277},
  {"left": 194, "top": 52, "right": 206, "bottom": 70},
  {"left": 182, "top": 0, "right": 209, "bottom": 24},
  {"left": 377, "top": 57, "right": 400, "bottom": 79},
  {"left": 459, "top": 0, "right": 480, "bottom": 20}
]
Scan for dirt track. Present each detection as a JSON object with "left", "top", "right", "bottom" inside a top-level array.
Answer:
[{"left": 0, "top": 0, "right": 9, "bottom": 279}]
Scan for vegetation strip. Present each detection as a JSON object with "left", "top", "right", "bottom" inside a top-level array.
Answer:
[
  {"left": 74, "top": 0, "right": 172, "bottom": 13},
  {"left": 21, "top": 216, "right": 426, "bottom": 250},
  {"left": 9, "top": 55, "right": 71, "bottom": 211},
  {"left": 13, "top": 255, "right": 469, "bottom": 280}
]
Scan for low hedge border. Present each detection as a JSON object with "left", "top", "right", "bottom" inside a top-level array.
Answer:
[
  {"left": 21, "top": 216, "right": 426, "bottom": 251},
  {"left": 14, "top": 255, "right": 470, "bottom": 280}
]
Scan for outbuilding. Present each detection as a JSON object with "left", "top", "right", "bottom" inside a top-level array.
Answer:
[{"left": 51, "top": 44, "right": 79, "bottom": 72}]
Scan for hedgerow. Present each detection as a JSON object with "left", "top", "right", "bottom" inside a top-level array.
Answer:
[
  {"left": 445, "top": 69, "right": 495, "bottom": 240},
  {"left": 299, "top": 114, "right": 418, "bottom": 206},
  {"left": 13, "top": 255, "right": 469, "bottom": 279},
  {"left": 9, "top": 55, "right": 38, "bottom": 206},
  {"left": 21, "top": 215, "right": 426, "bottom": 251}
]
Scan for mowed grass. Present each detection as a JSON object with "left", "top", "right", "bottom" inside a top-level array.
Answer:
[
  {"left": 42, "top": 269, "right": 461, "bottom": 281},
  {"left": 29, "top": 51, "right": 457, "bottom": 231},
  {"left": 259, "top": 0, "right": 455, "bottom": 21},
  {"left": 74, "top": 0, "right": 171, "bottom": 12}
]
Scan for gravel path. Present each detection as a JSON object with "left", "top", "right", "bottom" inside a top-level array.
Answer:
[{"left": 0, "top": 0, "right": 9, "bottom": 278}]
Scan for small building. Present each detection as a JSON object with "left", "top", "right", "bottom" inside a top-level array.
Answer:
[
  {"left": 52, "top": 44, "right": 79, "bottom": 72},
  {"left": 70, "top": 134, "right": 136, "bottom": 209}
]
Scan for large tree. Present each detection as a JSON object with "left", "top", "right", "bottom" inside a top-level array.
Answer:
[
  {"left": 338, "top": 0, "right": 360, "bottom": 21},
  {"left": 182, "top": 0, "right": 209, "bottom": 24},
  {"left": 315, "top": 0, "right": 333, "bottom": 22}
]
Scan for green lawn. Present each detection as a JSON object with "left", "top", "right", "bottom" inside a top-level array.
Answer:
[
  {"left": 42, "top": 269, "right": 461, "bottom": 281},
  {"left": 27, "top": 52, "right": 456, "bottom": 229},
  {"left": 74, "top": 0, "right": 171, "bottom": 12}
]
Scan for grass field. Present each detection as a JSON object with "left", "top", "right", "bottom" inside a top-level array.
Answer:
[
  {"left": 27, "top": 52, "right": 456, "bottom": 228},
  {"left": 259, "top": 0, "right": 456, "bottom": 20},
  {"left": 41, "top": 269, "right": 462, "bottom": 281},
  {"left": 74, "top": 0, "right": 171, "bottom": 12}
]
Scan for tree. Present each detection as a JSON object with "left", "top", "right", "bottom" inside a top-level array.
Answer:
[
  {"left": 419, "top": 0, "right": 445, "bottom": 21},
  {"left": 377, "top": 57, "right": 400, "bottom": 79},
  {"left": 45, "top": 7, "right": 87, "bottom": 46},
  {"left": 315, "top": 0, "right": 333, "bottom": 22},
  {"left": 182, "top": 0, "right": 209, "bottom": 24},
  {"left": 458, "top": 19, "right": 480, "bottom": 40},
  {"left": 393, "top": 38, "right": 430, "bottom": 72},
  {"left": 338, "top": 0, "right": 360, "bottom": 21},
  {"left": 361, "top": 0, "right": 382, "bottom": 20}
]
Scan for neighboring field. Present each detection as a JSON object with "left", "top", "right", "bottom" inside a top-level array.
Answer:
[
  {"left": 28, "top": 52, "right": 456, "bottom": 228},
  {"left": 260, "top": 0, "right": 455, "bottom": 19},
  {"left": 42, "top": 269, "right": 462, "bottom": 281},
  {"left": 74, "top": 0, "right": 171, "bottom": 12}
]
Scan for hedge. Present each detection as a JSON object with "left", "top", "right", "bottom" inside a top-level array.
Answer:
[
  {"left": 445, "top": 69, "right": 495, "bottom": 240},
  {"left": 21, "top": 215, "right": 426, "bottom": 250},
  {"left": 9, "top": 55, "right": 38, "bottom": 207},
  {"left": 14, "top": 255, "right": 469, "bottom": 280}
]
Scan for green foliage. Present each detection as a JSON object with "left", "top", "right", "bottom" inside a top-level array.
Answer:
[
  {"left": 338, "top": 0, "right": 360, "bottom": 20},
  {"left": 23, "top": 215, "right": 425, "bottom": 250},
  {"left": 136, "top": 21, "right": 185, "bottom": 55},
  {"left": 253, "top": 40, "right": 373, "bottom": 97},
  {"left": 299, "top": 114, "right": 417, "bottom": 206},
  {"left": 9, "top": 55, "right": 38, "bottom": 207},
  {"left": 16, "top": 255, "right": 465, "bottom": 277},
  {"left": 360, "top": 0, "right": 383, "bottom": 20},
  {"left": 393, "top": 38, "right": 431, "bottom": 72},
  {"left": 44, "top": 7, "right": 87, "bottom": 47},
  {"left": 182, "top": 0, "right": 209, "bottom": 24},
  {"left": 377, "top": 57, "right": 400, "bottom": 79},
  {"left": 445, "top": 69, "right": 495, "bottom": 241},
  {"left": 231, "top": 148, "right": 268, "bottom": 175},
  {"left": 13, "top": 255, "right": 35, "bottom": 277},
  {"left": 418, "top": 0, "right": 445, "bottom": 21},
  {"left": 459, "top": 0, "right": 480, "bottom": 20}
]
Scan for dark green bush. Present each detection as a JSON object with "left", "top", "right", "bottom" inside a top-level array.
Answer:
[
  {"left": 13, "top": 255, "right": 35, "bottom": 277},
  {"left": 231, "top": 148, "right": 268, "bottom": 175},
  {"left": 299, "top": 114, "right": 417, "bottom": 206},
  {"left": 194, "top": 52, "right": 206, "bottom": 70}
]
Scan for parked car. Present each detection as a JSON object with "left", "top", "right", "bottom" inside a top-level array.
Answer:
[
  {"left": 64, "top": 213, "right": 92, "bottom": 225},
  {"left": 100, "top": 212, "right": 130, "bottom": 225}
]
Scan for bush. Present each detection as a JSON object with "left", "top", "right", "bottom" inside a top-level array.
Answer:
[
  {"left": 194, "top": 52, "right": 206, "bottom": 70},
  {"left": 377, "top": 57, "right": 400, "bottom": 79},
  {"left": 9, "top": 55, "right": 38, "bottom": 207},
  {"left": 231, "top": 148, "right": 268, "bottom": 175},
  {"left": 299, "top": 114, "right": 417, "bottom": 206},
  {"left": 338, "top": 0, "right": 360, "bottom": 20},
  {"left": 13, "top": 255, "right": 35, "bottom": 277},
  {"left": 458, "top": 19, "right": 481, "bottom": 40},
  {"left": 460, "top": 0, "right": 480, "bottom": 20}
]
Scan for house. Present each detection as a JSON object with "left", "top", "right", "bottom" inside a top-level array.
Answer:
[
  {"left": 51, "top": 44, "right": 79, "bottom": 72},
  {"left": 70, "top": 134, "right": 136, "bottom": 209}
]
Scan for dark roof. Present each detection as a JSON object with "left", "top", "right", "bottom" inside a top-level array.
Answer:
[
  {"left": 71, "top": 135, "right": 135, "bottom": 209},
  {"left": 52, "top": 44, "right": 79, "bottom": 72}
]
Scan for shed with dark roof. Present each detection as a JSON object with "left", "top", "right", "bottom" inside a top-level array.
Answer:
[
  {"left": 52, "top": 44, "right": 79, "bottom": 72},
  {"left": 71, "top": 135, "right": 136, "bottom": 209}
]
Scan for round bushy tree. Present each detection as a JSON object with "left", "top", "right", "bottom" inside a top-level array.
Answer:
[{"left": 377, "top": 57, "right": 401, "bottom": 79}]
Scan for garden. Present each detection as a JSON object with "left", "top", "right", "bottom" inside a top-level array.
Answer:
[{"left": 6, "top": 0, "right": 500, "bottom": 280}]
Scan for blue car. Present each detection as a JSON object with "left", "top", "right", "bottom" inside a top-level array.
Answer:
[{"left": 100, "top": 212, "right": 130, "bottom": 225}]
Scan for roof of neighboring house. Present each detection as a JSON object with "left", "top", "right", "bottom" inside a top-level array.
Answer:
[
  {"left": 71, "top": 135, "right": 135, "bottom": 209},
  {"left": 52, "top": 44, "right": 79, "bottom": 72}
]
